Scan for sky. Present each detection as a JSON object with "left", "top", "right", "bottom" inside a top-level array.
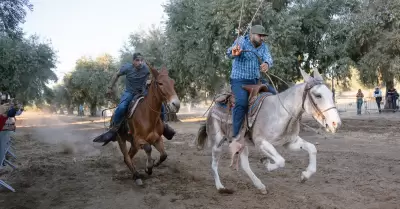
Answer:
[{"left": 22, "top": 0, "right": 167, "bottom": 83}]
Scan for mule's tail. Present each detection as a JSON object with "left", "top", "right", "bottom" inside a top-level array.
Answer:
[{"left": 196, "top": 122, "right": 208, "bottom": 150}]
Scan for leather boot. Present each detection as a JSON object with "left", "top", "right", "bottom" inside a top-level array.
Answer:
[
  {"left": 93, "top": 125, "right": 119, "bottom": 146},
  {"left": 162, "top": 123, "right": 176, "bottom": 140}
]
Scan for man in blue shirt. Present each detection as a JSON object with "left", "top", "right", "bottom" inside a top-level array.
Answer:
[
  {"left": 226, "top": 25, "right": 275, "bottom": 154},
  {"left": 93, "top": 53, "right": 175, "bottom": 145}
]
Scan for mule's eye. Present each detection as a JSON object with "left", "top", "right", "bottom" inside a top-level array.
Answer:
[{"left": 158, "top": 82, "right": 163, "bottom": 86}]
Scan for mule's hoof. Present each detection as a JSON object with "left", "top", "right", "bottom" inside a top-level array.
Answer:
[
  {"left": 300, "top": 172, "right": 308, "bottom": 183},
  {"left": 135, "top": 179, "right": 144, "bottom": 186},
  {"left": 259, "top": 157, "right": 268, "bottom": 164},
  {"left": 260, "top": 188, "right": 268, "bottom": 195},
  {"left": 145, "top": 167, "right": 153, "bottom": 175},
  {"left": 217, "top": 188, "right": 234, "bottom": 194}
]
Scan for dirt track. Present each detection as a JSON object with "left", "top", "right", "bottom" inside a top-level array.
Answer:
[{"left": 0, "top": 111, "right": 399, "bottom": 209}]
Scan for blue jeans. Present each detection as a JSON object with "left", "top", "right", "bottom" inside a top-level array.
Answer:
[
  {"left": 111, "top": 90, "right": 166, "bottom": 126},
  {"left": 230, "top": 78, "right": 256, "bottom": 137},
  {"left": 230, "top": 78, "right": 277, "bottom": 137},
  {"left": 356, "top": 99, "right": 363, "bottom": 114}
]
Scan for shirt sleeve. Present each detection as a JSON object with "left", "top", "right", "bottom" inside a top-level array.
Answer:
[
  {"left": 262, "top": 44, "right": 273, "bottom": 67},
  {"left": 118, "top": 64, "right": 130, "bottom": 76}
]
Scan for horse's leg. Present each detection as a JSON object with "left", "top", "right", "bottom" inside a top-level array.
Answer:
[
  {"left": 240, "top": 146, "right": 267, "bottom": 194},
  {"left": 143, "top": 143, "right": 155, "bottom": 175},
  {"left": 153, "top": 139, "right": 167, "bottom": 167},
  {"left": 117, "top": 134, "right": 142, "bottom": 186},
  {"left": 259, "top": 139, "right": 285, "bottom": 172},
  {"left": 286, "top": 136, "right": 317, "bottom": 183}
]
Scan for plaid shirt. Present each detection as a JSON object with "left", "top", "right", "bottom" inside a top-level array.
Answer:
[{"left": 226, "top": 35, "right": 273, "bottom": 79}]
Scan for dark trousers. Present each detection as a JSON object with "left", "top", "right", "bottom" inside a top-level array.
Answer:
[{"left": 375, "top": 97, "right": 382, "bottom": 112}]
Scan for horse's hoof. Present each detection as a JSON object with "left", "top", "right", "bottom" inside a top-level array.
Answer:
[
  {"left": 145, "top": 167, "right": 153, "bottom": 175},
  {"left": 135, "top": 179, "right": 144, "bottom": 187}
]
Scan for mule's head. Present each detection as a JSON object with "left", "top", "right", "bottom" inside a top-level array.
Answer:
[
  {"left": 148, "top": 64, "right": 180, "bottom": 113},
  {"left": 300, "top": 69, "right": 341, "bottom": 133}
]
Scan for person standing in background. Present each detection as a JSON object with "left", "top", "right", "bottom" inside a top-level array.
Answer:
[
  {"left": 373, "top": 87, "right": 382, "bottom": 113},
  {"left": 356, "top": 89, "right": 364, "bottom": 115}
]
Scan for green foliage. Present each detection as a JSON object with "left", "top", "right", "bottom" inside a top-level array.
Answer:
[
  {"left": 0, "top": 34, "right": 58, "bottom": 105},
  {"left": 344, "top": 0, "right": 400, "bottom": 87},
  {"left": 0, "top": 0, "right": 33, "bottom": 39}
]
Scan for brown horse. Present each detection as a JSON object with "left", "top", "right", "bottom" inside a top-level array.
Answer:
[{"left": 114, "top": 63, "right": 180, "bottom": 186}]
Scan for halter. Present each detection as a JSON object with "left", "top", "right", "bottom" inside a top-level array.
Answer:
[{"left": 301, "top": 79, "right": 337, "bottom": 123}]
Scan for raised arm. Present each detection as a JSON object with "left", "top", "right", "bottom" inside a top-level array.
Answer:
[
  {"left": 108, "top": 64, "right": 128, "bottom": 90},
  {"left": 226, "top": 36, "right": 245, "bottom": 59}
]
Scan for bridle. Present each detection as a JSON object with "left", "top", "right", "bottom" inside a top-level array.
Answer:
[
  {"left": 301, "top": 79, "right": 337, "bottom": 123},
  {"left": 145, "top": 73, "right": 171, "bottom": 115}
]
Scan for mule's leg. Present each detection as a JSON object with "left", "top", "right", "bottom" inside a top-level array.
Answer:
[
  {"left": 240, "top": 146, "right": 267, "bottom": 194},
  {"left": 211, "top": 141, "right": 225, "bottom": 191},
  {"left": 143, "top": 143, "right": 155, "bottom": 175},
  {"left": 117, "top": 135, "right": 142, "bottom": 186},
  {"left": 259, "top": 140, "right": 285, "bottom": 172},
  {"left": 153, "top": 139, "right": 167, "bottom": 167},
  {"left": 286, "top": 136, "right": 317, "bottom": 182},
  {"left": 210, "top": 121, "right": 233, "bottom": 193}
]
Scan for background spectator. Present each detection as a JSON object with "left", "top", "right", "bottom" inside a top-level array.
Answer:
[
  {"left": 386, "top": 87, "right": 399, "bottom": 112},
  {"left": 373, "top": 87, "right": 383, "bottom": 113},
  {"left": 356, "top": 89, "right": 364, "bottom": 115}
]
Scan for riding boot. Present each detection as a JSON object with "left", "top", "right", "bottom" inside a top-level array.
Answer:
[
  {"left": 93, "top": 124, "right": 119, "bottom": 146},
  {"left": 162, "top": 123, "right": 176, "bottom": 140}
]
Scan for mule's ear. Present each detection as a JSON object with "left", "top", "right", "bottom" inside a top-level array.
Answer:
[
  {"left": 313, "top": 69, "right": 323, "bottom": 81},
  {"left": 146, "top": 61, "right": 159, "bottom": 78},
  {"left": 161, "top": 66, "right": 168, "bottom": 74},
  {"left": 300, "top": 69, "right": 313, "bottom": 83}
]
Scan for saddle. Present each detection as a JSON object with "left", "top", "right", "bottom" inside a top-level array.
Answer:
[
  {"left": 127, "top": 94, "right": 145, "bottom": 118},
  {"left": 212, "top": 84, "right": 273, "bottom": 130},
  {"left": 214, "top": 84, "right": 270, "bottom": 109}
]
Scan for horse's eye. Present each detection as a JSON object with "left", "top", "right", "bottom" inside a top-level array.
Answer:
[
  {"left": 314, "top": 94, "right": 322, "bottom": 99},
  {"left": 158, "top": 82, "right": 163, "bottom": 86}
]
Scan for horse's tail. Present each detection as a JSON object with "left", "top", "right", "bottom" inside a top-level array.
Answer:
[{"left": 196, "top": 122, "right": 207, "bottom": 150}]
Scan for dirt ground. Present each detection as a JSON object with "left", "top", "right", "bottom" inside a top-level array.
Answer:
[{"left": 0, "top": 111, "right": 399, "bottom": 209}]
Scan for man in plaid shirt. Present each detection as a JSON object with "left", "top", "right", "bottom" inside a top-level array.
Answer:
[{"left": 226, "top": 24, "right": 274, "bottom": 155}]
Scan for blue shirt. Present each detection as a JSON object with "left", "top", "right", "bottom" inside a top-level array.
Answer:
[
  {"left": 118, "top": 63, "right": 150, "bottom": 95},
  {"left": 226, "top": 35, "right": 273, "bottom": 79}
]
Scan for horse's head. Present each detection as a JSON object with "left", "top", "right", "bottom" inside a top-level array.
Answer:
[
  {"left": 148, "top": 64, "right": 180, "bottom": 113},
  {"left": 300, "top": 69, "right": 341, "bottom": 133}
]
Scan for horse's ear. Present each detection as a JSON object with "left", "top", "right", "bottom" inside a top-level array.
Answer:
[
  {"left": 300, "top": 69, "right": 312, "bottom": 83},
  {"left": 313, "top": 69, "right": 323, "bottom": 81}
]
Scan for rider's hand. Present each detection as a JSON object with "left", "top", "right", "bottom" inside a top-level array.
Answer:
[
  {"left": 260, "top": 63, "right": 269, "bottom": 73},
  {"left": 232, "top": 45, "right": 242, "bottom": 56}
]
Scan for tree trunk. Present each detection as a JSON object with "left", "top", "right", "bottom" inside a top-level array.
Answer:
[
  {"left": 67, "top": 106, "right": 74, "bottom": 115},
  {"left": 384, "top": 78, "right": 394, "bottom": 110},
  {"left": 90, "top": 103, "right": 97, "bottom": 116}
]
